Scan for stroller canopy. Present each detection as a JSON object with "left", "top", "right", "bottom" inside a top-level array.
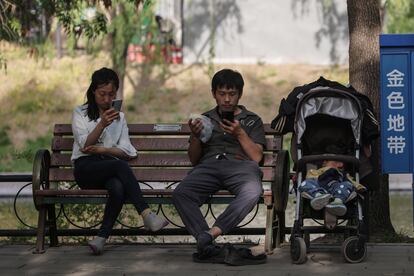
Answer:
[
  {"left": 271, "top": 76, "right": 379, "bottom": 146},
  {"left": 295, "top": 87, "right": 362, "bottom": 145}
]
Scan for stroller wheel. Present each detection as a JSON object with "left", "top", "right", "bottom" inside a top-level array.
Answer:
[
  {"left": 290, "top": 237, "right": 307, "bottom": 264},
  {"left": 342, "top": 236, "right": 367, "bottom": 263}
]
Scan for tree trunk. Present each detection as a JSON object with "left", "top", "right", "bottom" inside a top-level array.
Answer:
[
  {"left": 113, "top": 46, "right": 128, "bottom": 98},
  {"left": 347, "top": 0, "right": 396, "bottom": 237},
  {"left": 108, "top": 3, "right": 129, "bottom": 99},
  {"left": 55, "top": 22, "right": 62, "bottom": 58}
]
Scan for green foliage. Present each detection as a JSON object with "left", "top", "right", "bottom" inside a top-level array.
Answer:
[
  {"left": 0, "top": 1, "right": 22, "bottom": 41},
  {"left": 385, "top": 0, "right": 414, "bottom": 33},
  {"left": 109, "top": 0, "right": 142, "bottom": 76},
  {"left": 0, "top": 127, "right": 11, "bottom": 147},
  {"left": 54, "top": 1, "right": 108, "bottom": 40},
  {"left": 33, "top": 39, "right": 56, "bottom": 59},
  {"left": 0, "top": 132, "right": 52, "bottom": 172},
  {"left": 3, "top": 79, "right": 73, "bottom": 115}
]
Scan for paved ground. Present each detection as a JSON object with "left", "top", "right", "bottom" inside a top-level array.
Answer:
[{"left": 1, "top": 243, "right": 413, "bottom": 275}]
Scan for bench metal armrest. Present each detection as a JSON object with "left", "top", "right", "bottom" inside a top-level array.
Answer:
[
  {"left": 32, "top": 149, "right": 51, "bottom": 210},
  {"left": 272, "top": 150, "right": 290, "bottom": 212}
]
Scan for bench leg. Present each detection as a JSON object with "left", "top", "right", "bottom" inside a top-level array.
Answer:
[
  {"left": 275, "top": 211, "right": 286, "bottom": 248},
  {"left": 47, "top": 204, "right": 59, "bottom": 247},
  {"left": 264, "top": 204, "right": 274, "bottom": 254},
  {"left": 34, "top": 206, "right": 46, "bottom": 254}
]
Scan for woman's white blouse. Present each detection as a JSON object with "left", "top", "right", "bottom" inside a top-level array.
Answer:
[{"left": 71, "top": 105, "right": 137, "bottom": 161}]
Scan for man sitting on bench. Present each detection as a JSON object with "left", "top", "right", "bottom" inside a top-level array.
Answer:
[{"left": 173, "top": 69, "right": 266, "bottom": 264}]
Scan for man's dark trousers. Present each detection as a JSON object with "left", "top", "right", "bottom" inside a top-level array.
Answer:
[{"left": 172, "top": 157, "right": 263, "bottom": 237}]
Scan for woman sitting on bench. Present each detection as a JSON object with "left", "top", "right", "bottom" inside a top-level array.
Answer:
[{"left": 71, "top": 67, "right": 168, "bottom": 255}]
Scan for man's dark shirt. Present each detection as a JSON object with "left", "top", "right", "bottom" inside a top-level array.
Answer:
[{"left": 197, "top": 105, "right": 266, "bottom": 162}]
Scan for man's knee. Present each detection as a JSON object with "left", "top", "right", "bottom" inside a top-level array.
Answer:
[
  {"left": 172, "top": 182, "right": 203, "bottom": 206},
  {"left": 172, "top": 184, "right": 185, "bottom": 203},
  {"left": 242, "top": 182, "right": 262, "bottom": 204}
]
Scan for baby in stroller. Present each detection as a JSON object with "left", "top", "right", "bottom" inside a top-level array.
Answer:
[
  {"left": 299, "top": 159, "right": 365, "bottom": 216},
  {"left": 271, "top": 77, "right": 380, "bottom": 264},
  {"left": 288, "top": 88, "right": 370, "bottom": 264}
]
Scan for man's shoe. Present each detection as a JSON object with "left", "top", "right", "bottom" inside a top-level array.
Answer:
[
  {"left": 192, "top": 245, "right": 225, "bottom": 264},
  {"left": 143, "top": 212, "right": 169, "bottom": 232},
  {"left": 224, "top": 245, "right": 267, "bottom": 266},
  {"left": 196, "top": 231, "right": 213, "bottom": 254},
  {"left": 326, "top": 198, "right": 347, "bottom": 216},
  {"left": 88, "top": 236, "right": 106, "bottom": 255},
  {"left": 310, "top": 193, "right": 332, "bottom": 210}
]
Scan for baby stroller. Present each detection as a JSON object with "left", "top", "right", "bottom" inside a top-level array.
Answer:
[{"left": 289, "top": 86, "right": 369, "bottom": 264}]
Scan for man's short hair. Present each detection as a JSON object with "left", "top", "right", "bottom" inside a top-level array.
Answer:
[{"left": 211, "top": 69, "right": 244, "bottom": 95}]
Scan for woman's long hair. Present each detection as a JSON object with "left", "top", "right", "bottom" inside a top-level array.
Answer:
[{"left": 85, "top": 67, "right": 119, "bottom": 121}]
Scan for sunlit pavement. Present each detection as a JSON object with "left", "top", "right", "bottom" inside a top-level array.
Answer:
[{"left": 0, "top": 243, "right": 413, "bottom": 275}]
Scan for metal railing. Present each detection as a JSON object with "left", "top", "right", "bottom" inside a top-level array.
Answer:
[
  {"left": 0, "top": 173, "right": 35, "bottom": 236},
  {"left": 0, "top": 173, "right": 268, "bottom": 238},
  {"left": 0, "top": 173, "right": 32, "bottom": 183}
]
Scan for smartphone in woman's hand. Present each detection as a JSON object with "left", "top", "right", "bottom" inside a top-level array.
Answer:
[{"left": 111, "top": 99, "right": 123, "bottom": 112}]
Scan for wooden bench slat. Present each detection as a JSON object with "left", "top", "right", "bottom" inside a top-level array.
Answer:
[
  {"left": 34, "top": 189, "right": 272, "bottom": 205},
  {"left": 34, "top": 189, "right": 272, "bottom": 197},
  {"left": 54, "top": 124, "right": 192, "bottom": 135},
  {"left": 35, "top": 190, "right": 272, "bottom": 206},
  {"left": 50, "top": 152, "right": 277, "bottom": 167},
  {"left": 54, "top": 123, "right": 278, "bottom": 135},
  {"left": 52, "top": 137, "right": 280, "bottom": 151},
  {"left": 39, "top": 197, "right": 267, "bottom": 205},
  {"left": 49, "top": 167, "right": 275, "bottom": 182},
  {"left": 53, "top": 137, "right": 188, "bottom": 151}
]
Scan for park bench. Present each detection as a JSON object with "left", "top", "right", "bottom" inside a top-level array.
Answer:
[{"left": 32, "top": 123, "right": 290, "bottom": 254}]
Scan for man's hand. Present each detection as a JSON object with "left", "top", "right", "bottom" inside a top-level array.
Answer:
[
  {"left": 99, "top": 108, "right": 120, "bottom": 128},
  {"left": 188, "top": 118, "right": 203, "bottom": 165},
  {"left": 220, "top": 119, "right": 243, "bottom": 138},
  {"left": 81, "top": 145, "right": 107, "bottom": 155},
  {"left": 188, "top": 118, "right": 203, "bottom": 139}
]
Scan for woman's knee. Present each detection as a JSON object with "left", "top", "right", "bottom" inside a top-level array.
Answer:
[
  {"left": 112, "top": 160, "right": 130, "bottom": 171},
  {"left": 105, "top": 178, "right": 125, "bottom": 199}
]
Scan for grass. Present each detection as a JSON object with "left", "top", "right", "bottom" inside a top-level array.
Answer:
[
  {"left": 0, "top": 131, "right": 52, "bottom": 172},
  {"left": 389, "top": 192, "right": 414, "bottom": 240}
]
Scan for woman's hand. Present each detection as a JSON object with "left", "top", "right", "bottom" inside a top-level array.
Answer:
[
  {"left": 81, "top": 145, "right": 107, "bottom": 155},
  {"left": 81, "top": 146, "right": 134, "bottom": 160},
  {"left": 99, "top": 108, "right": 120, "bottom": 128}
]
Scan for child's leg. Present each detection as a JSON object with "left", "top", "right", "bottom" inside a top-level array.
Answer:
[
  {"left": 328, "top": 180, "right": 354, "bottom": 202},
  {"left": 298, "top": 179, "right": 327, "bottom": 199},
  {"left": 299, "top": 179, "right": 331, "bottom": 210},
  {"left": 325, "top": 180, "right": 354, "bottom": 216}
]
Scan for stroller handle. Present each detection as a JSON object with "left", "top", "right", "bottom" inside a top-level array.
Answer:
[{"left": 296, "top": 154, "right": 360, "bottom": 170}]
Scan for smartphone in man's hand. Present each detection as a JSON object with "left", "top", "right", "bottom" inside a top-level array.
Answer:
[
  {"left": 111, "top": 99, "right": 123, "bottom": 112},
  {"left": 221, "top": 110, "right": 234, "bottom": 125}
]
